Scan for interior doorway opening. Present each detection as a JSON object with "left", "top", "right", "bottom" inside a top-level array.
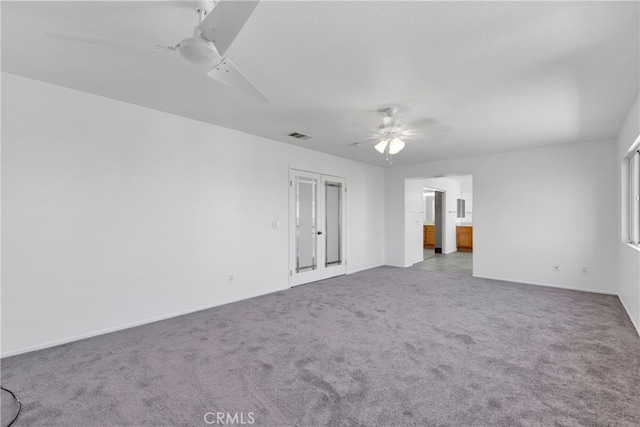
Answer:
[
  {"left": 408, "top": 175, "right": 474, "bottom": 275},
  {"left": 422, "top": 188, "right": 443, "bottom": 261}
]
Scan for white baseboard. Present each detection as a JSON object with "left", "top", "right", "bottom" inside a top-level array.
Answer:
[
  {"left": 5, "top": 269, "right": 637, "bottom": 357},
  {"left": 472, "top": 274, "right": 618, "bottom": 296},
  {"left": 346, "top": 263, "right": 386, "bottom": 275},
  {"left": 618, "top": 295, "right": 640, "bottom": 337},
  {"left": 474, "top": 275, "right": 639, "bottom": 336},
  {"left": 2, "top": 264, "right": 385, "bottom": 358},
  {"left": 1, "top": 286, "right": 290, "bottom": 359}
]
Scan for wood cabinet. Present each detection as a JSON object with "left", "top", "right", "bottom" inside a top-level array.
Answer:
[
  {"left": 456, "top": 226, "right": 473, "bottom": 252},
  {"left": 423, "top": 225, "right": 435, "bottom": 248}
]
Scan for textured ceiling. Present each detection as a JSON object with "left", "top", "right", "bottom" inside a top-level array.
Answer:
[{"left": 2, "top": 1, "right": 639, "bottom": 167}]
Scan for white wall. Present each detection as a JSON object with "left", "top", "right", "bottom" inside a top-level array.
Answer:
[
  {"left": 1, "top": 73, "right": 386, "bottom": 357},
  {"left": 616, "top": 93, "right": 640, "bottom": 334},
  {"left": 386, "top": 139, "right": 618, "bottom": 294},
  {"left": 404, "top": 179, "right": 424, "bottom": 266}
]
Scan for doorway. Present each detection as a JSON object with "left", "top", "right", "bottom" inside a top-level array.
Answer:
[
  {"left": 422, "top": 188, "right": 444, "bottom": 261},
  {"left": 289, "top": 169, "right": 346, "bottom": 286},
  {"left": 410, "top": 175, "right": 474, "bottom": 275},
  {"left": 434, "top": 190, "right": 444, "bottom": 254}
]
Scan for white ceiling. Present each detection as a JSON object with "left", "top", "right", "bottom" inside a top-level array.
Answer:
[{"left": 2, "top": 1, "right": 639, "bottom": 167}]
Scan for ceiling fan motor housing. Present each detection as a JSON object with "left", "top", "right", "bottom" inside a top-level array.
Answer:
[{"left": 178, "top": 37, "right": 221, "bottom": 67}]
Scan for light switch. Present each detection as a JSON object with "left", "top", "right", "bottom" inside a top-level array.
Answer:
[{"left": 272, "top": 221, "right": 280, "bottom": 230}]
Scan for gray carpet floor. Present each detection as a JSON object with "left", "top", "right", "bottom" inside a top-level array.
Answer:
[{"left": 2, "top": 267, "right": 639, "bottom": 426}]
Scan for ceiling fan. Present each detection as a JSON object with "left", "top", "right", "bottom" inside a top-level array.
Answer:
[
  {"left": 46, "top": 0, "right": 268, "bottom": 102},
  {"left": 373, "top": 107, "right": 408, "bottom": 160},
  {"left": 364, "top": 107, "right": 451, "bottom": 164}
]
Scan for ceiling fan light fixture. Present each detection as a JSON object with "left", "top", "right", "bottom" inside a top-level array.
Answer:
[
  {"left": 388, "top": 137, "right": 405, "bottom": 154},
  {"left": 177, "top": 37, "right": 221, "bottom": 67},
  {"left": 375, "top": 139, "right": 388, "bottom": 153}
]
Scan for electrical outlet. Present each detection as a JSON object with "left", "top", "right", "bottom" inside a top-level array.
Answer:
[
  {"left": 553, "top": 265, "right": 560, "bottom": 272},
  {"left": 582, "top": 267, "right": 588, "bottom": 274},
  {"left": 228, "top": 275, "right": 234, "bottom": 283}
]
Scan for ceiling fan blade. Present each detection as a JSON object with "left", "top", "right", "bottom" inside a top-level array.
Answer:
[
  {"left": 398, "top": 131, "right": 420, "bottom": 138},
  {"left": 46, "top": 31, "right": 153, "bottom": 52},
  {"left": 198, "top": 0, "right": 259, "bottom": 56},
  {"left": 207, "top": 57, "right": 269, "bottom": 102},
  {"left": 401, "top": 126, "right": 453, "bottom": 139},
  {"left": 409, "top": 117, "right": 440, "bottom": 129},
  {"left": 424, "top": 125, "right": 454, "bottom": 134}
]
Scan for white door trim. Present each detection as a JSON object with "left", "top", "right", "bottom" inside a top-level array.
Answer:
[{"left": 289, "top": 168, "right": 346, "bottom": 287}]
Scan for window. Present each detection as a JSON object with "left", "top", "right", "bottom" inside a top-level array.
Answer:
[{"left": 626, "top": 138, "right": 640, "bottom": 246}]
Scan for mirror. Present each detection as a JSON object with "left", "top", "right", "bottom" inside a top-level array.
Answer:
[{"left": 457, "top": 199, "right": 466, "bottom": 218}]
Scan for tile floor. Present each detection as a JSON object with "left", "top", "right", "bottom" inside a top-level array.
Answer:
[
  {"left": 423, "top": 248, "right": 436, "bottom": 260},
  {"left": 413, "top": 248, "right": 473, "bottom": 275}
]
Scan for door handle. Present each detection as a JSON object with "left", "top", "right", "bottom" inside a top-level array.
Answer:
[{"left": 317, "top": 231, "right": 323, "bottom": 235}]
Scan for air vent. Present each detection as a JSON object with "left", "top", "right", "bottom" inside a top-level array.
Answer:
[{"left": 288, "top": 132, "right": 312, "bottom": 140}]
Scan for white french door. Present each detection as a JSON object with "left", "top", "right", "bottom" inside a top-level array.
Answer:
[{"left": 289, "top": 169, "right": 346, "bottom": 287}]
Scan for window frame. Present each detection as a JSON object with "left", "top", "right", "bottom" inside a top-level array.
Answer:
[{"left": 624, "top": 135, "right": 640, "bottom": 247}]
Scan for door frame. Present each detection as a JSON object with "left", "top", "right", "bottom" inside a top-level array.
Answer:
[{"left": 289, "top": 168, "right": 347, "bottom": 287}]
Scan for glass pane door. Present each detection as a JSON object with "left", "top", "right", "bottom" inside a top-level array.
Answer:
[
  {"left": 290, "top": 170, "right": 346, "bottom": 287},
  {"left": 325, "top": 181, "right": 342, "bottom": 267},
  {"left": 296, "top": 176, "right": 317, "bottom": 272}
]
